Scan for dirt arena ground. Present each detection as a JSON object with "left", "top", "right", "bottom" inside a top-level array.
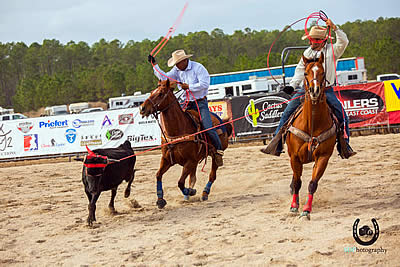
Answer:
[{"left": 0, "top": 134, "right": 399, "bottom": 266}]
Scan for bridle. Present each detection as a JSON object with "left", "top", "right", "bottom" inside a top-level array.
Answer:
[
  {"left": 304, "top": 59, "right": 327, "bottom": 105},
  {"left": 146, "top": 85, "right": 182, "bottom": 118}
]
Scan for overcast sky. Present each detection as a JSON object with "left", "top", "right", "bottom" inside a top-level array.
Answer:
[{"left": 0, "top": 0, "right": 398, "bottom": 46}]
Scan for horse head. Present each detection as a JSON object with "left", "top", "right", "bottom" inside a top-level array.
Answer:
[
  {"left": 303, "top": 53, "right": 326, "bottom": 104},
  {"left": 139, "top": 79, "right": 177, "bottom": 117}
]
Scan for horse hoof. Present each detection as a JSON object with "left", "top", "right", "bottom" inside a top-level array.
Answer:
[
  {"left": 299, "top": 211, "right": 311, "bottom": 220},
  {"left": 156, "top": 199, "right": 167, "bottom": 209},
  {"left": 189, "top": 188, "right": 197, "bottom": 196},
  {"left": 202, "top": 192, "right": 209, "bottom": 201},
  {"left": 290, "top": 207, "right": 298, "bottom": 213},
  {"left": 124, "top": 189, "right": 131, "bottom": 198}
]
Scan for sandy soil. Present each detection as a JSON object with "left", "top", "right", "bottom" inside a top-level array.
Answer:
[{"left": 0, "top": 134, "right": 399, "bottom": 266}]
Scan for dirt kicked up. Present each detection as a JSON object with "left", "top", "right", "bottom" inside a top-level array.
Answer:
[{"left": 0, "top": 134, "right": 399, "bottom": 266}]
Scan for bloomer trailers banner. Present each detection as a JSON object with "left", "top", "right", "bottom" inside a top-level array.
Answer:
[
  {"left": 334, "top": 82, "right": 389, "bottom": 128},
  {"left": 0, "top": 108, "right": 161, "bottom": 160},
  {"left": 230, "top": 93, "right": 290, "bottom": 137}
]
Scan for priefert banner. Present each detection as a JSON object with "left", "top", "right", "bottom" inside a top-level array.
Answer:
[{"left": 0, "top": 108, "right": 161, "bottom": 160}]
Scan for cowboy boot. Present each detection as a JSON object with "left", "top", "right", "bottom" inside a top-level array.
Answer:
[
  {"left": 342, "top": 142, "right": 357, "bottom": 159},
  {"left": 337, "top": 132, "right": 356, "bottom": 159}
]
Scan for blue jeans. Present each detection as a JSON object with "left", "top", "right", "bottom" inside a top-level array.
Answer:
[
  {"left": 186, "top": 98, "right": 222, "bottom": 150},
  {"left": 275, "top": 88, "right": 350, "bottom": 143}
]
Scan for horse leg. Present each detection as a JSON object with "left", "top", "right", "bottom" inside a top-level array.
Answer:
[
  {"left": 178, "top": 164, "right": 197, "bottom": 200},
  {"left": 124, "top": 169, "right": 136, "bottom": 198},
  {"left": 187, "top": 168, "right": 198, "bottom": 200},
  {"left": 300, "top": 156, "right": 330, "bottom": 219},
  {"left": 156, "top": 157, "right": 172, "bottom": 209},
  {"left": 202, "top": 157, "right": 218, "bottom": 201},
  {"left": 290, "top": 156, "right": 303, "bottom": 213},
  {"left": 108, "top": 187, "right": 117, "bottom": 214}
]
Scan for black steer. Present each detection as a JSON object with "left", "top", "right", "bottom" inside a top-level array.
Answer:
[{"left": 78, "top": 140, "right": 136, "bottom": 226}]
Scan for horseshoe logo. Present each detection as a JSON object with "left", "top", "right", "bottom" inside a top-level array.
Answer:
[{"left": 353, "top": 218, "right": 379, "bottom": 246}]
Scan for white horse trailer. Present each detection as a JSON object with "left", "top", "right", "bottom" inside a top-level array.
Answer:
[
  {"left": 69, "top": 102, "right": 90, "bottom": 114},
  {"left": 108, "top": 92, "right": 150, "bottom": 110}
]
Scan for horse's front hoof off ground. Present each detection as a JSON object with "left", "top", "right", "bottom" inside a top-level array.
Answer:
[
  {"left": 156, "top": 199, "right": 167, "bottom": 209},
  {"left": 299, "top": 211, "right": 310, "bottom": 220},
  {"left": 202, "top": 192, "right": 209, "bottom": 201}
]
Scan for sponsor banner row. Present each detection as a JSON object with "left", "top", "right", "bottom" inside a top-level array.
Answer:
[
  {"left": 0, "top": 108, "right": 160, "bottom": 159},
  {"left": 1, "top": 81, "right": 397, "bottom": 159},
  {"left": 229, "top": 82, "right": 398, "bottom": 137}
]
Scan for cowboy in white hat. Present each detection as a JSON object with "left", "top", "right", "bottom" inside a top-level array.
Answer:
[
  {"left": 261, "top": 18, "right": 356, "bottom": 159},
  {"left": 148, "top": 50, "right": 225, "bottom": 166}
]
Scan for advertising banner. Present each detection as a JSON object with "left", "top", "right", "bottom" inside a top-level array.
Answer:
[
  {"left": 383, "top": 80, "right": 400, "bottom": 112},
  {"left": 208, "top": 100, "right": 230, "bottom": 120},
  {"left": 334, "top": 82, "right": 389, "bottom": 128},
  {"left": 230, "top": 93, "right": 290, "bottom": 137},
  {"left": 0, "top": 108, "right": 161, "bottom": 160}
]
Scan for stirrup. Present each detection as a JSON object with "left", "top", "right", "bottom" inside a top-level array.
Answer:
[{"left": 216, "top": 150, "right": 224, "bottom": 156}]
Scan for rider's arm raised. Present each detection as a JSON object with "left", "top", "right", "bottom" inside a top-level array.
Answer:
[
  {"left": 332, "top": 27, "right": 349, "bottom": 58},
  {"left": 153, "top": 64, "right": 179, "bottom": 81}
]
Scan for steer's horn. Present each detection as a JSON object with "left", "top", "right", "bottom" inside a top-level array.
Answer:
[
  {"left": 86, "top": 145, "right": 95, "bottom": 155},
  {"left": 108, "top": 158, "right": 120, "bottom": 163}
]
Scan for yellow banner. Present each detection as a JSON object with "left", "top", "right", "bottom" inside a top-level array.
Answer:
[
  {"left": 384, "top": 80, "right": 400, "bottom": 112},
  {"left": 208, "top": 101, "right": 229, "bottom": 120}
]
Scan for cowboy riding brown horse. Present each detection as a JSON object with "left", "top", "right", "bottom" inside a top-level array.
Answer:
[
  {"left": 139, "top": 79, "right": 232, "bottom": 209},
  {"left": 286, "top": 53, "right": 337, "bottom": 219}
]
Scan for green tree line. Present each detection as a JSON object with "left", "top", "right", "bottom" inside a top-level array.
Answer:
[{"left": 0, "top": 17, "right": 399, "bottom": 112}]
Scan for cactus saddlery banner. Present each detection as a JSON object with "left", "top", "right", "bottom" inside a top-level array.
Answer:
[{"left": 230, "top": 93, "right": 290, "bottom": 137}]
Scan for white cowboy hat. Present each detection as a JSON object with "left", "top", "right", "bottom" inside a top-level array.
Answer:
[
  {"left": 302, "top": 26, "right": 334, "bottom": 40},
  {"left": 167, "top": 49, "right": 193, "bottom": 67}
]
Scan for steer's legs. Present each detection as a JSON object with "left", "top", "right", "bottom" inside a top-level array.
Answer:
[
  {"left": 156, "top": 156, "right": 172, "bottom": 209},
  {"left": 108, "top": 187, "right": 117, "bottom": 213},
  {"left": 124, "top": 170, "right": 136, "bottom": 198},
  {"left": 87, "top": 193, "right": 100, "bottom": 226}
]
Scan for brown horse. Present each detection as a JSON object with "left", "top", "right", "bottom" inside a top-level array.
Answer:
[
  {"left": 139, "top": 79, "right": 232, "bottom": 209},
  {"left": 286, "top": 53, "right": 337, "bottom": 219}
]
